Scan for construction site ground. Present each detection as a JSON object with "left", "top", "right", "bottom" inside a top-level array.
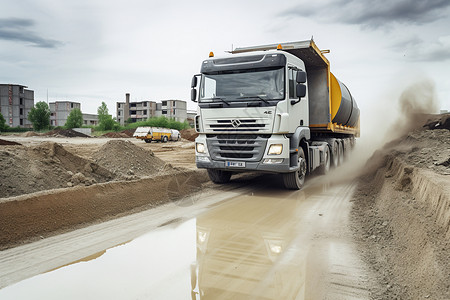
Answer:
[{"left": 0, "top": 117, "right": 449, "bottom": 299}]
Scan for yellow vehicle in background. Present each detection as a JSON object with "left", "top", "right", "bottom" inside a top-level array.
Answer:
[{"left": 133, "top": 126, "right": 180, "bottom": 143}]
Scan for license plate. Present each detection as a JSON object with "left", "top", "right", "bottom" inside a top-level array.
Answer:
[{"left": 226, "top": 161, "right": 245, "bottom": 168}]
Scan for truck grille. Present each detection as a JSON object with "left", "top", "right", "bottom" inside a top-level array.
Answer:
[
  {"left": 206, "top": 135, "right": 269, "bottom": 161},
  {"left": 205, "top": 119, "right": 270, "bottom": 133}
]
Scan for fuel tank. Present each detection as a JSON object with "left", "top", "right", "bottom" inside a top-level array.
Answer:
[{"left": 330, "top": 73, "right": 360, "bottom": 127}]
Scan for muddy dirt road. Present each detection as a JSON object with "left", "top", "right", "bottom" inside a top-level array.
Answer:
[{"left": 0, "top": 174, "right": 374, "bottom": 300}]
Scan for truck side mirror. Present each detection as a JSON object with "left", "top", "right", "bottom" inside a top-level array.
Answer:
[
  {"left": 191, "top": 74, "right": 200, "bottom": 102},
  {"left": 191, "top": 88, "right": 197, "bottom": 102},
  {"left": 191, "top": 75, "right": 198, "bottom": 88},
  {"left": 296, "top": 71, "right": 306, "bottom": 83},
  {"left": 291, "top": 83, "right": 306, "bottom": 105},
  {"left": 296, "top": 84, "right": 306, "bottom": 98}
]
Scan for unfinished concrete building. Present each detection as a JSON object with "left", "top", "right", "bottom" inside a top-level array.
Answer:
[{"left": 0, "top": 84, "right": 34, "bottom": 128}]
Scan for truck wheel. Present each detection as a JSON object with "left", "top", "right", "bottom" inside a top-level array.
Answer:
[
  {"left": 144, "top": 139, "right": 152, "bottom": 143},
  {"left": 162, "top": 136, "right": 168, "bottom": 143},
  {"left": 317, "top": 146, "right": 330, "bottom": 175},
  {"left": 207, "top": 169, "right": 231, "bottom": 184},
  {"left": 283, "top": 148, "right": 307, "bottom": 190}
]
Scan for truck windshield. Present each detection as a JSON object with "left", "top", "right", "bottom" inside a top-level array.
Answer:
[{"left": 199, "top": 67, "right": 285, "bottom": 103}]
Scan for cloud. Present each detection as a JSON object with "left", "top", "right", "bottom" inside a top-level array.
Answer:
[
  {"left": 280, "top": 0, "right": 450, "bottom": 28},
  {"left": 0, "top": 18, "right": 62, "bottom": 48},
  {"left": 391, "top": 35, "right": 450, "bottom": 61}
]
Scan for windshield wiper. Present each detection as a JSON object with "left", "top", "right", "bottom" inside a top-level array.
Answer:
[
  {"left": 209, "top": 97, "right": 230, "bottom": 106},
  {"left": 237, "top": 96, "right": 270, "bottom": 105}
]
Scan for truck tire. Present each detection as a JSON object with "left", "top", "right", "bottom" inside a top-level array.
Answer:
[
  {"left": 317, "top": 145, "right": 330, "bottom": 175},
  {"left": 144, "top": 139, "right": 152, "bottom": 143},
  {"left": 283, "top": 148, "right": 307, "bottom": 190},
  {"left": 162, "top": 135, "right": 168, "bottom": 143},
  {"left": 207, "top": 169, "right": 232, "bottom": 184}
]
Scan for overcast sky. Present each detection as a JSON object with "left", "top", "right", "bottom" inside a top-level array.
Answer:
[{"left": 1, "top": 0, "right": 449, "bottom": 128}]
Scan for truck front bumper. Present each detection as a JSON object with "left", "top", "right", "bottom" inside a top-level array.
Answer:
[
  {"left": 196, "top": 157, "right": 294, "bottom": 173},
  {"left": 195, "top": 134, "right": 297, "bottom": 173}
]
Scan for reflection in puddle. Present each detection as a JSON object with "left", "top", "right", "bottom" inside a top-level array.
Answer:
[
  {"left": 191, "top": 191, "right": 309, "bottom": 300},
  {"left": 0, "top": 220, "right": 196, "bottom": 300}
]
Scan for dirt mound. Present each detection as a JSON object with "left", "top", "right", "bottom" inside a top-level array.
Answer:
[
  {"left": 370, "top": 129, "right": 450, "bottom": 176},
  {"left": 181, "top": 128, "right": 198, "bottom": 141},
  {"left": 0, "top": 169, "right": 208, "bottom": 250},
  {"left": 0, "top": 139, "right": 21, "bottom": 146},
  {"left": 423, "top": 113, "right": 450, "bottom": 130},
  {"left": 352, "top": 121, "right": 450, "bottom": 299},
  {"left": 121, "top": 129, "right": 135, "bottom": 137},
  {"left": 0, "top": 143, "right": 114, "bottom": 198},
  {"left": 101, "top": 132, "right": 129, "bottom": 138},
  {"left": 92, "top": 140, "right": 167, "bottom": 178},
  {"left": 43, "top": 129, "right": 90, "bottom": 138},
  {"left": 21, "top": 131, "right": 40, "bottom": 137}
]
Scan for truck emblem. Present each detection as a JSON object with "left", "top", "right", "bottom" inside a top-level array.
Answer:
[
  {"left": 264, "top": 111, "right": 272, "bottom": 114},
  {"left": 231, "top": 119, "right": 241, "bottom": 128}
]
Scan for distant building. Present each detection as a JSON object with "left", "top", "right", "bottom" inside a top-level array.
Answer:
[
  {"left": 49, "top": 101, "right": 98, "bottom": 127},
  {"left": 161, "top": 100, "right": 187, "bottom": 122},
  {"left": 116, "top": 98, "right": 158, "bottom": 125},
  {"left": 49, "top": 101, "right": 81, "bottom": 127},
  {"left": 0, "top": 84, "right": 34, "bottom": 128},
  {"left": 116, "top": 94, "right": 187, "bottom": 125},
  {"left": 82, "top": 113, "right": 99, "bottom": 126}
]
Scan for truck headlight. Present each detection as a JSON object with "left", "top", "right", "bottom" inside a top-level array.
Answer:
[
  {"left": 196, "top": 142, "right": 206, "bottom": 153},
  {"left": 268, "top": 144, "right": 283, "bottom": 155}
]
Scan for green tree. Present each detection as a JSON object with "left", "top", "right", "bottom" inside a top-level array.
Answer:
[
  {"left": 97, "top": 102, "right": 117, "bottom": 130},
  {"left": 65, "top": 108, "right": 83, "bottom": 128},
  {"left": 28, "top": 101, "right": 50, "bottom": 131},
  {"left": 0, "top": 112, "right": 8, "bottom": 132},
  {"left": 124, "top": 117, "right": 133, "bottom": 126}
]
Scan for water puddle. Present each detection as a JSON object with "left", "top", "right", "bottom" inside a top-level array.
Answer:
[
  {"left": 0, "top": 220, "right": 197, "bottom": 300},
  {"left": 0, "top": 181, "right": 369, "bottom": 299}
]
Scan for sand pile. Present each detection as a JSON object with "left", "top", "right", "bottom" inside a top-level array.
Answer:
[
  {"left": 0, "top": 139, "right": 21, "bottom": 146},
  {"left": 121, "top": 129, "right": 135, "bottom": 137},
  {"left": 22, "top": 131, "right": 40, "bottom": 137},
  {"left": 0, "top": 142, "right": 114, "bottom": 198},
  {"left": 43, "top": 129, "right": 90, "bottom": 138},
  {"left": 181, "top": 128, "right": 198, "bottom": 142},
  {"left": 92, "top": 140, "right": 167, "bottom": 178}
]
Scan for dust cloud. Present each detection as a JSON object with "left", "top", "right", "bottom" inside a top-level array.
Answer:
[
  {"left": 386, "top": 79, "right": 440, "bottom": 141},
  {"left": 307, "top": 78, "right": 440, "bottom": 188}
]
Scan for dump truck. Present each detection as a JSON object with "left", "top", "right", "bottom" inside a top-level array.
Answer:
[
  {"left": 133, "top": 126, "right": 180, "bottom": 143},
  {"left": 190, "top": 40, "right": 360, "bottom": 189}
]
